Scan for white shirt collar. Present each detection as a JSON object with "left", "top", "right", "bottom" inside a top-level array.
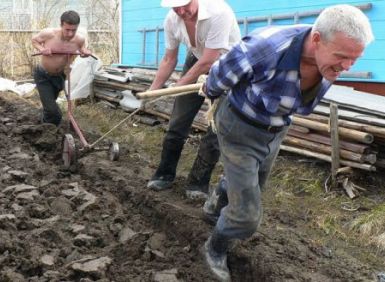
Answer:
[{"left": 197, "top": 0, "right": 211, "bottom": 21}]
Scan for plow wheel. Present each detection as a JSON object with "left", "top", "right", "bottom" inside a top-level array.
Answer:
[{"left": 62, "top": 134, "right": 77, "bottom": 169}]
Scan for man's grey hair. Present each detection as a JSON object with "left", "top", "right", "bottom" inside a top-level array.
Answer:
[{"left": 312, "top": 4, "right": 374, "bottom": 46}]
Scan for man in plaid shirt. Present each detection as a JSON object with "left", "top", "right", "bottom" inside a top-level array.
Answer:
[{"left": 201, "top": 5, "right": 374, "bottom": 281}]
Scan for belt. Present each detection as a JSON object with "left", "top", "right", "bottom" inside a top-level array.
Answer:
[{"left": 229, "top": 104, "right": 284, "bottom": 133}]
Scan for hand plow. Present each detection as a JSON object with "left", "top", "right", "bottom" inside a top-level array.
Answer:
[
  {"left": 33, "top": 51, "right": 120, "bottom": 169},
  {"left": 34, "top": 50, "right": 203, "bottom": 169}
]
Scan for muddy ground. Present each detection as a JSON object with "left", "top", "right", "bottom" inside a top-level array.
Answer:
[{"left": 1, "top": 91, "right": 385, "bottom": 282}]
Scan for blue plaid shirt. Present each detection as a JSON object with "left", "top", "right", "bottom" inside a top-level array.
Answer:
[{"left": 206, "top": 25, "right": 333, "bottom": 126}]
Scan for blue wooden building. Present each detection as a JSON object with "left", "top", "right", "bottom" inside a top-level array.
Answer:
[{"left": 120, "top": 0, "right": 385, "bottom": 94}]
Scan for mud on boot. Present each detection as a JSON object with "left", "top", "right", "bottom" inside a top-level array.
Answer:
[
  {"left": 203, "top": 176, "right": 228, "bottom": 225},
  {"left": 147, "top": 174, "right": 174, "bottom": 191},
  {"left": 203, "top": 232, "right": 231, "bottom": 282},
  {"left": 185, "top": 155, "right": 216, "bottom": 199}
]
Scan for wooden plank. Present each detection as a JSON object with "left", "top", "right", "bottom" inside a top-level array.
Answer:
[
  {"left": 287, "top": 130, "right": 371, "bottom": 154},
  {"left": 94, "top": 92, "right": 120, "bottom": 103},
  {"left": 280, "top": 145, "right": 376, "bottom": 172},
  {"left": 283, "top": 136, "right": 375, "bottom": 164},
  {"left": 94, "top": 71, "right": 132, "bottom": 83},
  {"left": 314, "top": 104, "right": 385, "bottom": 127},
  {"left": 93, "top": 88, "right": 122, "bottom": 99},
  {"left": 305, "top": 113, "right": 385, "bottom": 138},
  {"left": 94, "top": 80, "right": 148, "bottom": 92}
]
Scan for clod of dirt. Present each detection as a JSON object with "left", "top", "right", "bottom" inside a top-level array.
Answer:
[{"left": 70, "top": 256, "right": 112, "bottom": 277}]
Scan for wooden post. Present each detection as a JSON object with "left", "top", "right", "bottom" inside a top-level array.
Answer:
[
  {"left": 90, "top": 81, "right": 96, "bottom": 104},
  {"left": 330, "top": 103, "right": 340, "bottom": 188}
]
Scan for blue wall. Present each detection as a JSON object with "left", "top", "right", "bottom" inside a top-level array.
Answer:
[{"left": 121, "top": 0, "right": 385, "bottom": 83}]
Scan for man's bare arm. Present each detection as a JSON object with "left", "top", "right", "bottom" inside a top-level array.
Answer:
[
  {"left": 150, "top": 48, "right": 178, "bottom": 90},
  {"left": 31, "top": 28, "right": 55, "bottom": 55},
  {"left": 77, "top": 35, "right": 92, "bottom": 56},
  {"left": 175, "top": 48, "right": 221, "bottom": 86}
]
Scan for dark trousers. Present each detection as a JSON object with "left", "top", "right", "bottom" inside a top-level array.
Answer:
[
  {"left": 33, "top": 65, "right": 65, "bottom": 126},
  {"left": 154, "top": 52, "right": 220, "bottom": 179}
]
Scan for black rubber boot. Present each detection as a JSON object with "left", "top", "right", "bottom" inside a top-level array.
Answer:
[
  {"left": 147, "top": 140, "right": 184, "bottom": 191},
  {"left": 185, "top": 155, "right": 216, "bottom": 199},
  {"left": 203, "top": 231, "right": 231, "bottom": 282},
  {"left": 186, "top": 126, "right": 220, "bottom": 199},
  {"left": 203, "top": 176, "right": 228, "bottom": 225}
]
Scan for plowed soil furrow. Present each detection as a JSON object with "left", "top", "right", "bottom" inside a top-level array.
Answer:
[{"left": 0, "top": 92, "right": 383, "bottom": 282}]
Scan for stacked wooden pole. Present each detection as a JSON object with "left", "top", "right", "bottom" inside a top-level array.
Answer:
[
  {"left": 280, "top": 102, "right": 385, "bottom": 171},
  {"left": 92, "top": 67, "right": 385, "bottom": 171}
]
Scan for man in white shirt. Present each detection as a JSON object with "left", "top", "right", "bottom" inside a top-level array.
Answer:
[{"left": 147, "top": 0, "right": 241, "bottom": 199}]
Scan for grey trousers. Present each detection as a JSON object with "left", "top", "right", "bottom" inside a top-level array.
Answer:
[{"left": 214, "top": 96, "right": 289, "bottom": 239}]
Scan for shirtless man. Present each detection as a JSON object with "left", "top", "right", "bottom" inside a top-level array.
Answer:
[{"left": 32, "top": 10, "right": 91, "bottom": 126}]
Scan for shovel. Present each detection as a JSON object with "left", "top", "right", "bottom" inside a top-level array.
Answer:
[
  {"left": 90, "top": 82, "right": 203, "bottom": 148},
  {"left": 119, "top": 83, "right": 203, "bottom": 110}
]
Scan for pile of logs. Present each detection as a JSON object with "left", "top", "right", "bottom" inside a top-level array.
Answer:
[
  {"left": 282, "top": 109, "right": 382, "bottom": 171},
  {"left": 92, "top": 67, "right": 385, "bottom": 171},
  {"left": 280, "top": 87, "right": 385, "bottom": 172},
  {"left": 92, "top": 66, "right": 206, "bottom": 125},
  {"left": 92, "top": 67, "right": 180, "bottom": 106}
]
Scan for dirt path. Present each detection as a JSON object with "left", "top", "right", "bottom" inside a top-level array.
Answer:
[{"left": 0, "top": 91, "right": 384, "bottom": 281}]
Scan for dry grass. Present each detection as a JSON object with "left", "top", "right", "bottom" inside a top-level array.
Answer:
[
  {"left": 0, "top": 32, "right": 32, "bottom": 79},
  {"left": 267, "top": 155, "right": 385, "bottom": 255},
  {"left": 350, "top": 204, "right": 385, "bottom": 249}
]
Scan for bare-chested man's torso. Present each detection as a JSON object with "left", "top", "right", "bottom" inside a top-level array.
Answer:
[{"left": 32, "top": 24, "right": 86, "bottom": 74}]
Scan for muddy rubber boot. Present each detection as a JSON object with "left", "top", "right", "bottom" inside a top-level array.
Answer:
[
  {"left": 203, "top": 177, "right": 228, "bottom": 225},
  {"left": 203, "top": 231, "right": 231, "bottom": 282},
  {"left": 185, "top": 155, "right": 216, "bottom": 200},
  {"left": 147, "top": 140, "right": 184, "bottom": 191}
]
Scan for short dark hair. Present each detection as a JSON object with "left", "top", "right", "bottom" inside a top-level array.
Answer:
[{"left": 60, "top": 10, "right": 80, "bottom": 25}]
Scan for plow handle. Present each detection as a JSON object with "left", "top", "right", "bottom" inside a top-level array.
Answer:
[{"left": 32, "top": 51, "right": 98, "bottom": 60}]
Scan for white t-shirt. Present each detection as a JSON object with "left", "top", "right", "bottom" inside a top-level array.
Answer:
[{"left": 164, "top": 0, "right": 241, "bottom": 59}]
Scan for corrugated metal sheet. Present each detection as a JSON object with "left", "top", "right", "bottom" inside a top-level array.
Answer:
[{"left": 324, "top": 85, "right": 385, "bottom": 117}]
